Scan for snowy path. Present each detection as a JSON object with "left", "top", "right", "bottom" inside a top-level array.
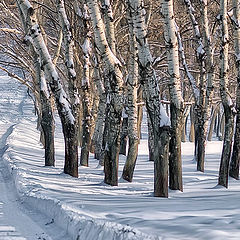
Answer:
[
  {"left": 1, "top": 75, "right": 240, "bottom": 239},
  {"left": 0, "top": 76, "right": 70, "bottom": 240}
]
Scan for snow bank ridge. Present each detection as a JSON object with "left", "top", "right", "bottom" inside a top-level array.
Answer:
[{"left": 2, "top": 124, "right": 160, "bottom": 240}]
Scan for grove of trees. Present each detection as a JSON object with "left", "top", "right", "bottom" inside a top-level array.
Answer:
[{"left": 0, "top": 0, "right": 239, "bottom": 198}]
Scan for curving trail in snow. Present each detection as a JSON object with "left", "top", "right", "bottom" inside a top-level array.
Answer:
[{"left": 0, "top": 76, "right": 71, "bottom": 240}]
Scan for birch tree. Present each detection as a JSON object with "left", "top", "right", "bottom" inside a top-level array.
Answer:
[
  {"left": 183, "top": 0, "right": 214, "bottom": 172},
  {"left": 121, "top": 6, "right": 139, "bottom": 182},
  {"left": 230, "top": 0, "right": 240, "bottom": 180},
  {"left": 16, "top": 0, "right": 79, "bottom": 177},
  {"left": 74, "top": 1, "right": 93, "bottom": 167},
  {"left": 127, "top": 0, "right": 171, "bottom": 197},
  {"left": 86, "top": 0, "right": 124, "bottom": 186},
  {"left": 218, "top": 0, "right": 235, "bottom": 188},
  {"left": 162, "top": 0, "right": 184, "bottom": 191}
]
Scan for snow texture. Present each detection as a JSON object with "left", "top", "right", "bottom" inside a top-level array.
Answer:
[{"left": 1, "top": 75, "right": 240, "bottom": 240}]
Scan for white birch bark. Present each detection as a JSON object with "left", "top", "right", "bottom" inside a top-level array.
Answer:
[
  {"left": 101, "top": 0, "right": 116, "bottom": 54},
  {"left": 162, "top": 0, "right": 184, "bottom": 191},
  {"left": 86, "top": 0, "right": 124, "bottom": 186},
  {"left": 127, "top": 0, "right": 171, "bottom": 197},
  {"left": 184, "top": 0, "right": 214, "bottom": 172},
  {"left": 57, "top": 0, "right": 78, "bottom": 107},
  {"left": 74, "top": 1, "right": 93, "bottom": 166},
  {"left": 218, "top": 0, "right": 235, "bottom": 188},
  {"left": 122, "top": 8, "right": 139, "bottom": 181},
  {"left": 16, "top": 0, "right": 78, "bottom": 177}
]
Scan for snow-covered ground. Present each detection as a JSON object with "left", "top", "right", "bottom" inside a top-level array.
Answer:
[{"left": 1, "top": 75, "right": 240, "bottom": 240}]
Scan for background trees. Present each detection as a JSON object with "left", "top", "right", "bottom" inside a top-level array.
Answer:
[{"left": 0, "top": 0, "right": 239, "bottom": 197}]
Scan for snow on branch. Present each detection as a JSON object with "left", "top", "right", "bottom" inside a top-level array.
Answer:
[
  {"left": 175, "top": 21, "right": 200, "bottom": 101},
  {"left": 0, "top": 28, "right": 21, "bottom": 34},
  {"left": 17, "top": 0, "right": 75, "bottom": 125},
  {"left": 0, "top": 65, "right": 34, "bottom": 92}
]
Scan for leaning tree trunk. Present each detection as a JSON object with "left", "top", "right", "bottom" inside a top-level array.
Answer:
[
  {"left": 229, "top": 0, "right": 240, "bottom": 180},
  {"left": 87, "top": 0, "right": 124, "bottom": 186},
  {"left": 162, "top": 0, "right": 184, "bottom": 191},
  {"left": 128, "top": 0, "right": 171, "bottom": 197},
  {"left": 122, "top": 10, "right": 139, "bottom": 182},
  {"left": 17, "top": 0, "right": 78, "bottom": 177},
  {"left": 34, "top": 54, "right": 55, "bottom": 166},
  {"left": 218, "top": 0, "right": 235, "bottom": 188}
]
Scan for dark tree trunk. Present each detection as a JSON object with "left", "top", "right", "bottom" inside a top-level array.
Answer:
[
  {"left": 169, "top": 103, "right": 183, "bottom": 191},
  {"left": 104, "top": 112, "right": 121, "bottom": 186},
  {"left": 137, "top": 86, "right": 143, "bottom": 142},
  {"left": 229, "top": 110, "right": 240, "bottom": 179},
  {"left": 218, "top": 106, "right": 234, "bottom": 187},
  {"left": 137, "top": 104, "right": 143, "bottom": 142},
  {"left": 41, "top": 93, "right": 55, "bottom": 166},
  {"left": 194, "top": 104, "right": 207, "bottom": 172},
  {"left": 208, "top": 104, "right": 220, "bottom": 141},
  {"left": 120, "top": 117, "right": 128, "bottom": 155},
  {"left": 122, "top": 137, "right": 138, "bottom": 182},
  {"left": 181, "top": 115, "right": 187, "bottom": 142},
  {"left": 154, "top": 126, "right": 170, "bottom": 197},
  {"left": 189, "top": 106, "right": 195, "bottom": 142},
  {"left": 34, "top": 52, "right": 55, "bottom": 167},
  {"left": 80, "top": 91, "right": 92, "bottom": 167},
  {"left": 147, "top": 112, "right": 154, "bottom": 161},
  {"left": 63, "top": 123, "right": 79, "bottom": 177}
]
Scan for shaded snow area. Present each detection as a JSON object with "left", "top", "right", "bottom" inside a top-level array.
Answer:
[{"left": 1, "top": 76, "right": 240, "bottom": 240}]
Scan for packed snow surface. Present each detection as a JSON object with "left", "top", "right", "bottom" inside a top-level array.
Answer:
[{"left": 1, "top": 75, "right": 240, "bottom": 239}]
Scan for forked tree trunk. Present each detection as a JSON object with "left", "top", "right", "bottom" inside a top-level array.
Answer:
[{"left": 218, "top": 0, "right": 235, "bottom": 188}]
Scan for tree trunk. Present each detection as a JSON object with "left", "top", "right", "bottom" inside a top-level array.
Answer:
[
  {"left": 76, "top": 2, "right": 93, "bottom": 167},
  {"left": 17, "top": 0, "right": 78, "bottom": 177},
  {"left": 154, "top": 126, "right": 170, "bottom": 197},
  {"left": 162, "top": 0, "right": 184, "bottom": 191},
  {"left": 127, "top": 0, "right": 171, "bottom": 197},
  {"left": 87, "top": 0, "right": 124, "bottom": 186},
  {"left": 33, "top": 50, "right": 55, "bottom": 167},
  {"left": 189, "top": 106, "right": 195, "bottom": 142},
  {"left": 137, "top": 86, "right": 143, "bottom": 142},
  {"left": 218, "top": 0, "right": 235, "bottom": 188},
  {"left": 208, "top": 104, "right": 220, "bottom": 141},
  {"left": 122, "top": 10, "right": 139, "bottom": 182},
  {"left": 229, "top": 0, "right": 240, "bottom": 180},
  {"left": 147, "top": 112, "right": 154, "bottom": 161},
  {"left": 119, "top": 117, "right": 128, "bottom": 155},
  {"left": 184, "top": 0, "right": 214, "bottom": 172}
]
